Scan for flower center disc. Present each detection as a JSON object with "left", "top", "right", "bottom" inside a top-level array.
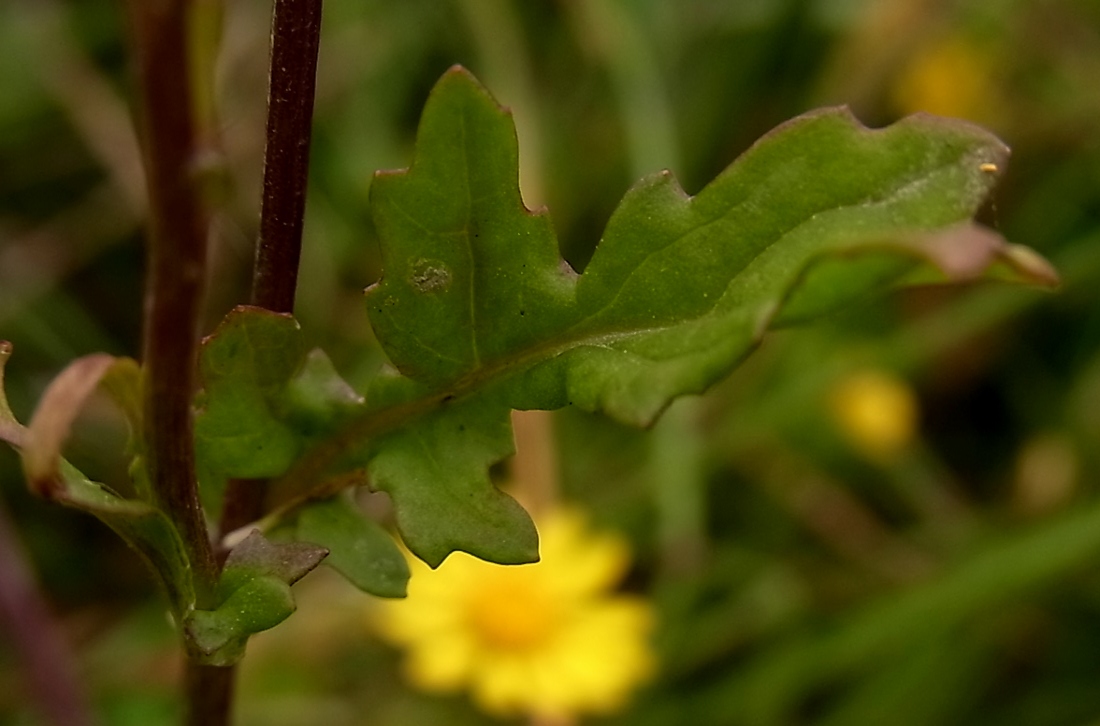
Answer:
[{"left": 467, "top": 575, "right": 557, "bottom": 651}]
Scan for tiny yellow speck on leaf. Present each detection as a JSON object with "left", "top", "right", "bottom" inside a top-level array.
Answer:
[{"left": 373, "top": 508, "right": 655, "bottom": 720}]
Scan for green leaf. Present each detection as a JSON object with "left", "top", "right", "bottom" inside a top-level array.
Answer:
[
  {"left": 185, "top": 530, "right": 327, "bottom": 666},
  {"left": 295, "top": 494, "right": 409, "bottom": 598},
  {"left": 186, "top": 576, "right": 294, "bottom": 666},
  {"left": 195, "top": 306, "right": 539, "bottom": 567},
  {"left": 52, "top": 460, "right": 195, "bottom": 621},
  {"left": 194, "top": 308, "right": 307, "bottom": 479},
  {"left": 362, "top": 395, "right": 536, "bottom": 567},
  {"left": 0, "top": 343, "right": 194, "bottom": 618},
  {"left": 200, "top": 67, "right": 1055, "bottom": 569},
  {"left": 365, "top": 68, "right": 1053, "bottom": 426}
]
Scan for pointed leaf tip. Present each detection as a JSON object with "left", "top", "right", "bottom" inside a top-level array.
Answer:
[
  {"left": 24, "top": 354, "right": 117, "bottom": 497},
  {"left": 1000, "top": 244, "right": 1061, "bottom": 289},
  {"left": 221, "top": 529, "right": 328, "bottom": 594}
]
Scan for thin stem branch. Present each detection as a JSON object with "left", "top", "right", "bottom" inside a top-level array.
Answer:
[
  {"left": 126, "top": 3, "right": 233, "bottom": 724},
  {"left": 220, "top": 0, "right": 324, "bottom": 541},
  {"left": 126, "top": 0, "right": 218, "bottom": 604},
  {"left": 252, "top": 0, "right": 324, "bottom": 314}
]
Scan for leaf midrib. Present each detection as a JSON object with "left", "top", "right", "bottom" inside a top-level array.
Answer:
[{"left": 457, "top": 109, "right": 482, "bottom": 369}]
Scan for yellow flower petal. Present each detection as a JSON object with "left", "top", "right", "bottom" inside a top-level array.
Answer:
[
  {"left": 373, "top": 507, "right": 656, "bottom": 719},
  {"left": 539, "top": 510, "right": 631, "bottom": 598},
  {"left": 892, "top": 35, "right": 999, "bottom": 122},
  {"left": 471, "top": 652, "right": 534, "bottom": 716},
  {"left": 404, "top": 630, "right": 477, "bottom": 691}
]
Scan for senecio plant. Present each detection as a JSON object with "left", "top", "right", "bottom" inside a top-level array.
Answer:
[{"left": 0, "top": 2, "right": 1058, "bottom": 725}]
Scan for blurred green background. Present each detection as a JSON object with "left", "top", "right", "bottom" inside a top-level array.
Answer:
[{"left": 3, "top": 0, "right": 1100, "bottom": 724}]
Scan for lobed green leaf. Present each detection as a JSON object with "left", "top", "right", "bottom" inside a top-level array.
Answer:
[{"left": 196, "top": 67, "right": 1055, "bottom": 569}]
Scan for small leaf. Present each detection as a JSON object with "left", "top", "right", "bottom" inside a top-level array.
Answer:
[
  {"left": 195, "top": 308, "right": 370, "bottom": 481},
  {"left": 0, "top": 344, "right": 194, "bottom": 617},
  {"left": 185, "top": 530, "right": 327, "bottom": 666},
  {"left": 23, "top": 353, "right": 116, "bottom": 496},
  {"left": 186, "top": 576, "right": 295, "bottom": 666},
  {"left": 296, "top": 494, "right": 409, "bottom": 597},
  {"left": 218, "top": 528, "right": 328, "bottom": 598},
  {"left": 194, "top": 307, "right": 307, "bottom": 478}
]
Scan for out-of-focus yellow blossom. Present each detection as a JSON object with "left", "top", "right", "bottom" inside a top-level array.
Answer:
[
  {"left": 829, "top": 370, "right": 918, "bottom": 461},
  {"left": 374, "top": 508, "right": 655, "bottom": 720},
  {"left": 892, "top": 35, "right": 1000, "bottom": 122}
]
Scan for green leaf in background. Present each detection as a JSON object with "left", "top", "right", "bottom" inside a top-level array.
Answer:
[
  {"left": 295, "top": 494, "right": 409, "bottom": 598},
  {"left": 198, "top": 66, "right": 1055, "bottom": 569},
  {"left": 185, "top": 530, "right": 327, "bottom": 666},
  {"left": 691, "top": 497, "right": 1100, "bottom": 726}
]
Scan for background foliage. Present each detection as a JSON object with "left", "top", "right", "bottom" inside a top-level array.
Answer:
[{"left": 2, "top": 0, "right": 1100, "bottom": 724}]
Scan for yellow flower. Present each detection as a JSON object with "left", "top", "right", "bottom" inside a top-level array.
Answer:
[
  {"left": 374, "top": 508, "right": 655, "bottom": 720},
  {"left": 829, "top": 369, "right": 918, "bottom": 461},
  {"left": 892, "top": 35, "right": 999, "bottom": 122}
]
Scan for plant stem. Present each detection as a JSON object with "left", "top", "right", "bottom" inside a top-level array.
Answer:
[
  {"left": 220, "top": 0, "right": 324, "bottom": 540},
  {"left": 126, "top": 0, "right": 218, "bottom": 605},
  {"left": 126, "top": 2, "right": 229, "bottom": 724},
  {"left": 185, "top": 662, "right": 236, "bottom": 726},
  {"left": 252, "top": 0, "right": 324, "bottom": 314}
]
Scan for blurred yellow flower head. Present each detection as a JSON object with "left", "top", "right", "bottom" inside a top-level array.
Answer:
[
  {"left": 893, "top": 35, "right": 999, "bottom": 122},
  {"left": 374, "top": 508, "right": 655, "bottom": 720},
  {"left": 829, "top": 369, "right": 918, "bottom": 461}
]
